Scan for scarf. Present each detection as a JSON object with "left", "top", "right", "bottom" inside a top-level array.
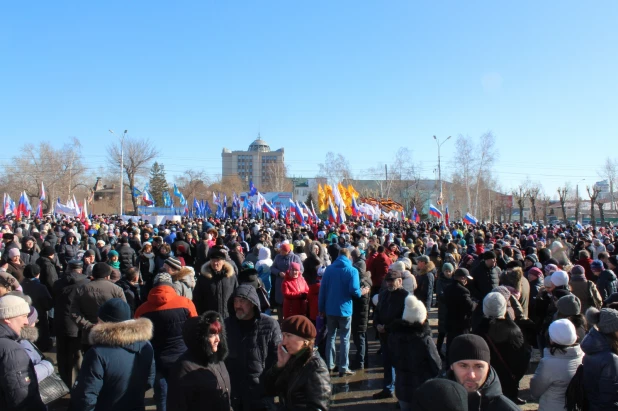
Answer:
[
  {"left": 108, "top": 260, "right": 120, "bottom": 269},
  {"left": 142, "top": 252, "right": 155, "bottom": 274}
]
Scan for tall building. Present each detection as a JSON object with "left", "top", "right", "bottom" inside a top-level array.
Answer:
[{"left": 222, "top": 135, "right": 285, "bottom": 189}]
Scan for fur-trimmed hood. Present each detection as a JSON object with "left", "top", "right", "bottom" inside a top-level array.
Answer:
[
  {"left": 183, "top": 311, "right": 228, "bottom": 364},
  {"left": 172, "top": 266, "right": 196, "bottom": 289},
  {"left": 419, "top": 261, "right": 436, "bottom": 276},
  {"left": 200, "top": 260, "right": 235, "bottom": 279},
  {"left": 89, "top": 318, "right": 153, "bottom": 349},
  {"left": 20, "top": 326, "right": 39, "bottom": 343}
]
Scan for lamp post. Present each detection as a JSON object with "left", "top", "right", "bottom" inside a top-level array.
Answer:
[
  {"left": 109, "top": 130, "right": 127, "bottom": 216},
  {"left": 575, "top": 178, "right": 585, "bottom": 223},
  {"left": 433, "top": 135, "right": 451, "bottom": 212}
]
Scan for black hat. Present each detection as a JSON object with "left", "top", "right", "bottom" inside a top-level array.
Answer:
[
  {"left": 3, "top": 233, "right": 14, "bottom": 241},
  {"left": 412, "top": 379, "right": 468, "bottom": 411},
  {"left": 385, "top": 270, "right": 403, "bottom": 280},
  {"left": 83, "top": 249, "right": 95, "bottom": 257},
  {"left": 41, "top": 246, "right": 55, "bottom": 257},
  {"left": 98, "top": 298, "right": 131, "bottom": 323},
  {"left": 68, "top": 259, "right": 83, "bottom": 269},
  {"left": 210, "top": 249, "right": 227, "bottom": 260},
  {"left": 92, "top": 263, "right": 112, "bottom": 279},
  {"left": 449, "top": 334, "right": 490, "bottom": 364},
  {"left": 452, "top": 268, "right": 473, "bottom": 280},
  {"left": 23, "top": 264, "right": 41, "bottom": 279},
  {"left": 482, "top": 251, "right": 496, "bottom": 260}
]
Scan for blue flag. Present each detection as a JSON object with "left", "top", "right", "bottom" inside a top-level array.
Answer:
[
  {"left": 132, "top": 187, "right": 142, "bottom": 198},
  {"left": 249, "top": 180, "right": 257, "bottom": 196},
  {"left": 162, "top": 191, "right": 172, "bottom": 207},
  {"left": 173, "top": 184, "right": 182, "bottom": 198}
]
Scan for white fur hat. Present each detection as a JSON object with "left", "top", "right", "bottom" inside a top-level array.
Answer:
[{"left": 402, "top": 294, "right": 427, "bottom": 324}]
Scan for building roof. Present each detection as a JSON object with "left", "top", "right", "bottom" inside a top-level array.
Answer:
[{"left": 248, "top": 135, "right": 271, "bottom": 152}]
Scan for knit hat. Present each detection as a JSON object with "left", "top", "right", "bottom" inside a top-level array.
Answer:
[
  {"left": 571, "top": 265, "right": 586, "bottom": 277},
  {"left": 8, "top": 248, "right": 20, "bottom": 258},
  {"left": 483, "top": 292, "right": 507, "bottom": 318},
  {"left": 402, "top": 294, "right": 427, "bottom": 324},
  {"left": 551, "top": 271, "right": 569, "bottom": 287},
  {"left": 557, "top": 294, "right": 581, "bottom": 317},
  {"left": 482, "top": 251, "right": 496, "bottom": 260},
  {"left": 23, "top": 264, "right": 40, "bottom": 279},
  {"left": 543, "top": 275, "right": 554, "bottom": 287},
  {"left": 92, "top": 263, "right": 112, "bottom": 279},
  {"left": 281, "top": 315, "right": 316, "bottom": 339},
  {"left": 40, "top": 245, "right": 55, "bottom": 256},
  {"left": 390, "top": 261, "right": 406, "bottom": 272},
  {"left": 98, "top": 298, "right": 131, "bottom": 323},
  {"left": 549, "top": 319, "right": 578, "bottom": 346},
  {"left": 27, "top": 306, "right": 38, "bottom": 326},
  {"left": 412, "top": 379, "right": 468, "bottom": 411},
  {"left": 417, "top": 255, "right": 430, "bottom": 264},
  {"left": 401, "top": 257, "right": 413, "bottom": 270},
  {"left": 165, "top": 257, "right": 182, "bottom": 271},
  {"left": 545, "top": 264, "right": 558, "bottom": 275},
  {"left": 241, "top": 261, "right": 255, "bottom": 270},
  {"left": 153, "top": 272, "right": 175, "bottom": 288},
  {"left": 449, "top": 334, "right": 491, "bottom": 364},
  {"left": 591, "top": 260, "right": 604, "bottom": 271},
  {"left": 84, "top": 249, "right": 95, "bottom": 257},
  {"left": 586, "top": 307, "right": 618, "bottom": 334},
  {"left": 442, "top": 263, "right": 454, "bottom": 273},
  {"left": 289, "top": 262, "right": 301, "bottom": 272},
  {"left": 280, "top": 243, "right": 291, "bottom": 254},
  {"left": 108, "top": 250, "right": 119, "bottom": 258},
  {"left": 528, "top": 267, "right": 543, "bottom": 279},
  {"left": 0, "top": 295, "right": 31, "bottom": 319}
]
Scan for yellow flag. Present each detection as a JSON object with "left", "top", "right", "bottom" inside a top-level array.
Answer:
[{"left": 318, "top": 184, "right": 326, "bottom": 212}]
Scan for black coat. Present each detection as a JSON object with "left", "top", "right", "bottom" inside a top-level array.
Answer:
[
  {"left": 117, "top": 244, "right": 137, "bottom": 274},
  {"left": 264, "top": 348, "right": 331, "bottom": 410},
  {"left": 414, "top": 262, "right": 436, "bottom": 309},
  {"left": 374, "top": 288, "right": 409, "bottom": 336},
  {"left": 388, "top": 320, "right": 442, "bottom": 403},
  {"left": 52, "top": 271, "right": 91, "bottom": 337},
  {"left": 59, "top": 242, "right": 80, "bottom": 269},
  {"left": 194, "top": 261, "right": 238, "bottom": 318},
  {"left": 0, "top": 322, "right": 45, "bottom": 411},
  {"left": 224, "top": 285, "right": 281, "bottom": 410},
  {"left": 21, "top": 278, "right": 52, "bottom": 348},
  {"left": 436, "top": 273, "right": 454, "bottom": 333},
  {"left": 36, "top": 255, "right": 58, "bottom": 296},
  {"left": 352, "top": 259, "right": 372, "bottom": 334},
  {"left": 303, "top": 242, "right": 323, "bottom": 286},
  {"left": 444, "top": 280, "right": 476, "bottom": 334},
  {"left": 469, "top": 262, "right": 501, "bottom": 301}
]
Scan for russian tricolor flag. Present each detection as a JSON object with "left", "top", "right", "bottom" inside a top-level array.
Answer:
[
  {"left": 262, "top": 200, "right": 278, "bottom": 219},
  {"left": 463, "top": 212, "right": 478, "bottom": 225},
  {"left": 328, "top": 197, "right": 337, "bottom": 224},
  {"left": 445, "top": 205, "right": 450, "bottom": 226},
  {"left": 351, "top": 195, "right": 359, "bottom": 217},
  {"left": 412, "top": 207, "right": 420, "bottom": 223},
  {"left": 429, "top": 204, "right": 442, "bottom": 219}
]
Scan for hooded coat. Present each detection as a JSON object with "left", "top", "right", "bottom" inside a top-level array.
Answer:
[
  {"left": 71, "top": 318, "right": 155, "bottom": 411},
  {"left": 194, "top": 260, "right": 238, "bottom": 318},
  {"left": 282, "top": 271, "right": 309, "bottom": 319},
  {"left": 255, "top": 247, "right": 273, "bottom": 294},
  {"left": 167, "top": 313, "right": 232, "bottom": 411},
  {"left": 318, "top": 255, "right": 362, "bottom": 318},
  {"left": 0, "top": 322, "right": 45, "bottom": 411},
  {"left": 224, "top": 285, "right": 281, "bottom": 411},
  {"left": 445, "top": 366, "right": 520, "bottom": 411},
  {"left": 170, "top": 267, "right": 196, "bottom": 300},
  {"left": 596, "top": 269, "right": 618, "bottom": 301},
  {"left": 388, "top": 320, "right": 441, "bottom": 403},
  {"left": 581, "top": 327, "right": 618, "bottom": 411}
]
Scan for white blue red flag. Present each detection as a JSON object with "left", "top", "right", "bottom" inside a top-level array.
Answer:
[{"left": 429, "top": 204, "right": 442, "bottom": 219}]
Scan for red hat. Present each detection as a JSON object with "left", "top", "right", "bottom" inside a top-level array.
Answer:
[
  {"left": 280, "top": 243, "right": 291, "bottom": 253},
  {"left": 289, "top": 262, "right": 301, "bottom": 272},
  {"left": 339, "top": 224, "right": 347, "bottom": 232}
]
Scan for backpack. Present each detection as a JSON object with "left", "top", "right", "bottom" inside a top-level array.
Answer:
[{"left": 565, "top": 364, "right": 588, "bottom": 411}]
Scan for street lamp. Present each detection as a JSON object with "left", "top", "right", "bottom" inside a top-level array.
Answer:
[
  {"left": 575, "top": 178, "right": 585, "bottom": 223},
  {"left": 109, "top": 129, "right": 128, "bottom": 216},
  {"left": 433, "top": 135, "right": 451, "bottom": 212}
]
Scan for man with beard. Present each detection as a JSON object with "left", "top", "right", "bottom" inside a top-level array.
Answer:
[{"left": 224, "top": 284, "right": 281, "bottom": 411}]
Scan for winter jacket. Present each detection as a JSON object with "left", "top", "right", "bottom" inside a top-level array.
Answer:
[
  {"left": 436, "top": 273, "right": 454, "bottom": 333},
  {"left": 0, "top": 322, "right": 45, "bottom": 411},
  {"left": 70, "top": 318, "right": 155, "bottom": 411},
  {"left": 469, "top": 262, "right": 501, "bottom": 301},
  {"left": 225, "top": 285, "right": 281, "bottom": 411},
  {"left": 135, "top": 285, "right": 197, "bottom": 371},
  {"left": 264, "top": 347, "right": 331, "bottom": 410},
  {"left": 6, "top": 261, "right": 25, "bottom": 283},
  {"left": 445, "top": 366, "right": 520, "bottom": 411},
  {"left": 53, "top": 271, "right": 91, "bottom": 337},
  {"left": 444, "top": 280, "right": 476, "bottom": 334},
  {"left": 255, "top": 247, "right": 273, "bottom": 295},
  {"left": 170, "top": 267, "right": 196, "bottom": 300},
  {"left": 36, "top": 255, "right": 58, "bottom": 296},
  {"left": 318, "top": 255, "right": 362, "bottom": 318},
  {"left": 71, "top": 278, "right": 127, "bottom": 344},
  {"left": 194, "top": 260, "right": 238, "bottom": 318},
  {"left": 414, "top": 261, "right": 436, "bottom": 309},
  {"left": 596, "top": 269, "right": 618, "bottom": 301},
  {"left": 303, "top": 242, "right": 323, "bottom": 286},
  {"left": 581, "top": 327, "right": 618, "bottom": 411},
  {"left": 21, "top": 278, "right": 52, "bottom": 348},
  {"left": 59, "top": 241, "right": 80, "bottom": 269},
  {"left": 117, "top": 244, "right": 137, "bottom": 274},
  {"left": 352, "top": 262, "right": 372, "bottom": 334},
  {"left": 473, "top": 317, "right": 531, "bottom": 399},
  {"left": 570, "top": 277, "right": 603, "bottom": 314},
  {"left": 271, "top": 252, "right": 303, "bottom": 305},
  {"left": 374, "top": 288, "right": 409, "bottom": 335},
  {"left": 282, "top": 273, "right": 309, "bottom": 319},
  {"left": 388, "top": 320, "right": 441, "bottom": 403},
  {"left": 530, "top": 345, "right": 584, "bottom": 411},
  {"left": 368, "top": 252, "right": 390, "bottom": 288},
  {"left": 18, "top": 327, "right": 54, "bottom": 382}
]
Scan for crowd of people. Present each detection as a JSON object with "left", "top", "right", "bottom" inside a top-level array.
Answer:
[{"left": 1, "top": 213, "right": 618, "bottom": 410}]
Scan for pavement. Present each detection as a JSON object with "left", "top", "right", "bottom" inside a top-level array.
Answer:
[{"left": 44, "top": 307, "right": 540, "bottom": 410}]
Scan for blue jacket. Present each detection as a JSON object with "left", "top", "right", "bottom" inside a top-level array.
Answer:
[
  {"left": 318, "top": 255, "right": 361, "bottom": 317},
  {"left": 581, "top": 327, "right": 618, "bottom": 411},
  {"left": 71, "top": 318, "right": 155, "bottom": 411}
]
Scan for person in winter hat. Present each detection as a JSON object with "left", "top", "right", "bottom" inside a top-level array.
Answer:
[
  {"left": 591, "top": 259, "right": 617, "bottom": 301},
  {"left": 162, "top": 256, "right": 196, "bottom": 300},
  {"left": 0, "top": 295, "right": 46, "bottom": 410},
  {"left": 411, "top": 379, "right": 469, "bottom": 411},
  {"left": 71, "top": 299, "right": 155, "bottom": 411},
  {"left": 580, "top": 307, "right": 618, "bottom": 410},
  {"left": 554, "top": 294, "right": 588, "bottom": 343},
  {"left": 530, "top": 319, "right": 583, "bottom": 411},
  {"left": 255, "top": 246, "right": 273, "bottom": 297},
  {"left": 436, "top": 262, "right": 454, "bottom": 357},
  {"left": 387, "top": 294, "right": 441, "bottom": 410},
  {"left": 281, "top": 262, "right": 309, "bottom": 319},
  {"left": 18, "top": 305, "right": 54, "bottom": 383},
  {"left": 166, "top": 311, "right": 232, "bottom": 411},
  {"left": 569, "top": 264, "right": 603, "bottom": 314}
]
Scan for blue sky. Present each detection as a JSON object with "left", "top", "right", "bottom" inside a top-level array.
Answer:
[{"left": 1, "top": 1, "right": 617, "bottom": 197}]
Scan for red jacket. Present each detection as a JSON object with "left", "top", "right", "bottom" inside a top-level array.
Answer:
[
  {"left": 282, "top": 274, "right": 309, "bottom": 319},
  {"left": 369, "top": 252, "right": 390, "bottom": 287},
  {"left": 308, "top": 282, "right": 321, "bottom": 321}
]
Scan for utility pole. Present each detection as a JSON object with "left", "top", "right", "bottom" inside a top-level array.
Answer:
[
  {"left": 109, "top": 130, "right": 128, "bottom": 216},
  {"left": 433, "top": 135, "right": 452, "bottom": 212},
  {"left": 385, "top": 164, "right": 388, "bottom": 199},
  {"left": 575, "top": 178, "right": 585, "bottom": 223}
]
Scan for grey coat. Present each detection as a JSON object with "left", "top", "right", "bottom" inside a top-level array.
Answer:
[{"left": 530, "top": 345, "right": 584, "bottom": 411}]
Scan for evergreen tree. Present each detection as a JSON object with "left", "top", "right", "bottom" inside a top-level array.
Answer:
[
  {"left": 305, "top": 192, "right": 316, "bottom": 208},
  {"left": 149, "top": 162, "right": 169, "bottom": 206}
]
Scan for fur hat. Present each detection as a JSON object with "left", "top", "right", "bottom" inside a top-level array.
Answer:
[
  {"left": 483, "top": 292, "right": 507, "bottom": 318},
  {"left": 402, "top": 294, "right": 427, "bottom": 324}
]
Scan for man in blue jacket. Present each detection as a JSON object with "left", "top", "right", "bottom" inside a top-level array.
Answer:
[{"left": 318, "top": 248, "right": 368, "bottom": 377}]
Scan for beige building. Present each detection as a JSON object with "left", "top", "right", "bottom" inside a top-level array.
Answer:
[{"left": 222, "top": 135, "right": 285, "bottom": 189}]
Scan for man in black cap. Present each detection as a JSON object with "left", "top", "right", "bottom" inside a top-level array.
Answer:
[
  {"left": 445, "top": 334, "right": 519, "bottom": 410},
  {"left": 444, "top": 268, "right": 477, "bottom": 358},
  {"left": 372, "top": 270, "right": 409, "bottom": 399},
  {"left": 469, "top": 251, "right": 500, "bottom": 301},
  {"left": 71, "top": 262, "right": 126, "bottom": 351},
  {"left": 117, "top": 236, "right": 137, "bottom": 276},
  {"left": 53, "top": 258, "right": 90, "bottom": 387},
  {"left": 36, "top": 245, "right": 59, "bottom": 296}
]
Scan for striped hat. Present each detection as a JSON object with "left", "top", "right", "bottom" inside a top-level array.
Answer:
[{"left": 165, "top": 257, "right": 182, "bottom": 271}]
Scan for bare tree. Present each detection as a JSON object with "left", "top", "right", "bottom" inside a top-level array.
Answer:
[
  {"left": 586, "top": 185, "right": 601, "bottom": 228},
  {"left": 107, "top": 137, "right": 159, "bottom": 213},
  {"left": 209, "top": 175, "right": 245, "bottom": 198},
  {"left": 599, "top": 157, "right": 617, "bottom": 210},
  {"left": 512, "top": 185, "right": 528, "bottom": 224},
  {"left": 176, "top": 169, "right": 210, "bottom": 202},
  {"left": 452, "top": 135, "right": 476, "bottom": 212},
  {"left": 365, "top": 163, "right": 393, "bottom": 199},
  {"left": 557, "top": 185, "right": 569, "bottom": 222},
  {"left": 598, "top": 199, "right": 607, "bottom": 226},
  {"left": 540, "top": 192, "right": 551, "bottom": 223},
  {"left": 262, "top": 162, "right": 293, "bottom": 192},
  {"left": 474, "top": 132, "right": 497, "bottom": 215},
  {"left": 527, "top": 183, "right": 542, "bottom": 222},
  {"left": 317, "top": 152, "right": 353, "bottom": 185}
]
